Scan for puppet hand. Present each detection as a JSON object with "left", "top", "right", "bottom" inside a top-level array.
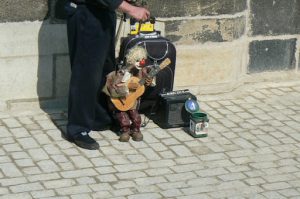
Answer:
[{"left": 144, "top": 77, "right": 153, "bottom": 86}]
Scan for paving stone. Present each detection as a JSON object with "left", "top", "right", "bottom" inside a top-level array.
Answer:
[
  {"left": 96, "top": 174, "right": 117, "bottom": 182},
  {"left": 145, "top": 168, "right": 173, "bottom": 176},
  {"left": 37, "top": 160, "right": 60, "bottom": 173},
  {"left": 43, "top": 179, "right": 76, "bottom": 189},
  {"left": 9, "top": 182, "right": 44, "bottom": 193},
  {"left": 165, "top": 172, "right": 197, "bottom": 182},
  {"left": 112, "top": 181, "right": 136, "bottom": 189},
  {"left": 111, "top": 188, "right": 134, "bottom": 197},
  {"left": 201, "top": 142, "right": 225, "bottom": 153},
  {"left": 126, "top": 154, "right": 147, "bottom": 163},
  {"left": 278, "top": 166, "right": 300, "bottom": 174},
  {"left": 279, "top": 189, "right": 300, "bottom": 197},
  {"left": 34, "top": 134, "right": 53, "bottom": 145},
  {"left": 160, "top": 189, "right": 183, "bottom": 197},
  {"left": 218, "top": 172, "right": 247, "bottom": 181},
  {"left": 70, "top": 156, "right": 93, "bottom": 168},
  {"left": 59, "top": 162, "right": 75, "bottom": 170},
  {"left": 56, "top": 185, "right": 92, "bottom": 195},
  {"left": 36, "top": 120, "right": 57, "bottom": 130},
  {"left": 149, "top": 128, "right": 171, "bottom": 139},
  {"left": 0, "top": 162, "right": 23, "bottom": 177},
  {"left": 76, "top": 176, "right": 97, "bottom": 185},
  {"left": 70, "top": 194, "right": 92, "bottom": 199},
  {"left": 89, "top": 183, "right": 113, "bottom": 192},
  {"left": 17, "top": 137, "right": 39, "bottom": 149},
  {"left": 127, "top": 193, "right": 162, "bottom": 199},
  {"left": 2, "top": 118, "right": 22, "bottom": 128},
  {"left": 262, "top": 182, "right": 292, "bottom": 190},
  {"left": 0, "top": 193, "right": 33, "bottom": 199},
  {"left": 205, "top": 159, "right": 235, "bottom": 168},
  {"left": 161, "top": 138, "right": 181, "bottom": 146},
  {"left": 174, "top": 157, "right": 200, "bottom": 165},
  {"left": 60, "top": 169, "right": 98, "bottom": 178},
  {"left": 17, "top": 116, "right": 34, "bottom": 125},
  {"left": 91, "top": 191, "right": 112, "bottom": 199},
  {"left": 28, "top": 173, "right": 60, "bottom": 182},
  {"left": 9, "top": 127, "right": 30, "bottom": 138},
  {"left": 0, "top": 155, "right": 11, "bottom": 163},
  {"left": 2, "top": 143, "right": 23, "bottom": 152},
  {"left": 181, "top": 185, "right": 215, "bottom": 195},
  {"left": 0, "top": 187, "right": 9, "bottom": 195},
  {"left": 244, "top": 177, "right": 266, "bottom": 186},
  {"left": 114, "top": 163, "right": 149, "bottom": 172},
  {"left": 95, "top": 166, "right": 116, "bottom": 174},
  {"left": 196, "top": 167, "right": 229, "bottom": 177},
  {"left": 116, "top": 171, "right": 147, "bottom": 180},
  {"left": 15, "top": 159, "right": 35, "bottom": 167},
  {"left": 177, "top": 194, "right": 211, "bottom": 199},
  {"left": 28, "top": 148, "right": 49, "bottom": 161},
  {"left": 0, "top": 126, "right": 11, "bottom": 137},
  {"left": 63, "top": 148, "right": 81, "bottom": 156},
  {"left": 31, "top": 190, "right": 56, "bottom": 198},
  {"left": 0, "top": 177, "right": 27, "bottom": 186},
  {"left": 148, "top": 159, "right": 176, "bottom": 168},
  {"left": 23, "top": 166, "right": 42, "bottom": 175},
  {"left": 137, "top": 148, "right": 161, "bottom": 160},
  {"left": 159, "top": 151, "right": 176, "bottom": 159}
]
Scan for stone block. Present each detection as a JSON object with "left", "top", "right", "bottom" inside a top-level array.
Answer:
[
  {"left": 148, "top": 0, "right": 247, "bottom": 17},
  {"left": 55, "top": 55, "right": 71, "bottom": 97},
  {"left": 0, "top": 0, "right": 49, "bottom": 22},
  {"left": 174, "top": 40, "right": 247, "bottom": 88},
  {"left": 198, "top": 0, "right": 247, "bottom": 16},
  {"left": 299, "top": 48, "right": 300, "bottom": 70},
  {"left": 165, "top": 16, "right": 245, "bottom": 44},
  {"left": 0, "top": 55, "right": 53, "bottom": 100},
  {"left": 248, "top": 39, "right": 296, "bottom": 73},
  {"left": 0, "top": 22, "right": 68, "bottom": 58},
  {"left": 0, "top": 101, "right": 7, "bottom": 111},
  {"left": 250, "top": 0, "right": 300, "bottom": 35}
]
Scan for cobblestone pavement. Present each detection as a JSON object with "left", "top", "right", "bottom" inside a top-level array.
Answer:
[{"left": 1, "top": 81, "right": 300, "bottom": 199}]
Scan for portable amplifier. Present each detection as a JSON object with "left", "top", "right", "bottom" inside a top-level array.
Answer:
[{"left": 151, "top": 90, "right": 197, "bottom": 129}]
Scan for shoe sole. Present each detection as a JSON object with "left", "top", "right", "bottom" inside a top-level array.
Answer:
[
  {"left": 132, "top": 137, "right": 143, "bottom": 142},
  {"left": 62, "top": 133, "right": 99, "bottom": 150}
]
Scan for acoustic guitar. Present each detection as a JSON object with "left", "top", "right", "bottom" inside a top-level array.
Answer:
[{"left": 111, "top": 58, "right": 171, "bottom": 111}]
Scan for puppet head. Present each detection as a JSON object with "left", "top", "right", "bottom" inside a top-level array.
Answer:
[{"left": 125, "top": 46, "right": 148, "bottom": 70}]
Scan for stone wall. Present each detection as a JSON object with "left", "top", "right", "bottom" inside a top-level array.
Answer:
[{"left": 0, "top": 0, "right": 299, "bottom": 110}]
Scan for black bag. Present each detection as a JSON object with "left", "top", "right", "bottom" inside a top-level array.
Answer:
[
  {"left": 118, "top": 32, "right": 176, "bottom": 111},
  {"left": 150, "top": 90, "right": 197, "bottom": 129}
]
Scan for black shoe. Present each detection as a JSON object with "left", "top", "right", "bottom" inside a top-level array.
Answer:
[{"left": 70, "top": 132, "right": 99, "bottom": 150}]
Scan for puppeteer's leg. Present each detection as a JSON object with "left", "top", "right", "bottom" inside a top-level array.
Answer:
[
  {"left": 128, "top": 109, "right": 143, "bottom": 141},
  {"left": 116, "top": 112, "right": 131, "bottom": 142}
]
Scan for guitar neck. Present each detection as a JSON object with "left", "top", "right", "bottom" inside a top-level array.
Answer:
[
  {"left": 138, "top": 58, "right": 171, "bottom": 86},
  {"left": 138, "top": 66, "right": 160, "bottom": 85}
]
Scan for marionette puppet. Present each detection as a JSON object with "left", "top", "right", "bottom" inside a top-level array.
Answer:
[{"left": 103, "top": 46, "right": 151, "bottom": 142}]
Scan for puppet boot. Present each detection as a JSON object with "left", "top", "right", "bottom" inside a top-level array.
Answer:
[
  {"left": 116, "top": 112, "right": 131, "bottom": 142},
  {"left": 128, "top": 110, "right": 143, "bottom": 141}
]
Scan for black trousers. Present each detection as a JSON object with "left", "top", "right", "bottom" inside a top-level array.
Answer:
[{"left": 66, "top": 2, "right": 116, "bottom": 137}]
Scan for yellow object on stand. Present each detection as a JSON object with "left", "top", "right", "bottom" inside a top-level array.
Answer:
[{"left": 130, "top": 18, "right": 155, "bottom": 35}]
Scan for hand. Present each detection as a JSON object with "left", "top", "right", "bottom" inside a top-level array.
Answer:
[
  {"left": 118, "top": 1, "right": 150, "bottom": 21},
  {"left": 128, "top": 6, "right": 150, "bottom": 21}
]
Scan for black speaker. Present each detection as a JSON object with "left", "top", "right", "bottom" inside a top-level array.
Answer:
[{"left": 150, "top": 90, "right": 197, "bottom": 129}]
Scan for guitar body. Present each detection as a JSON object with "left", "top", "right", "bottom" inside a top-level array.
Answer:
[{"left": 111, "top": 76, "right": 145, "bottom": 111}]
